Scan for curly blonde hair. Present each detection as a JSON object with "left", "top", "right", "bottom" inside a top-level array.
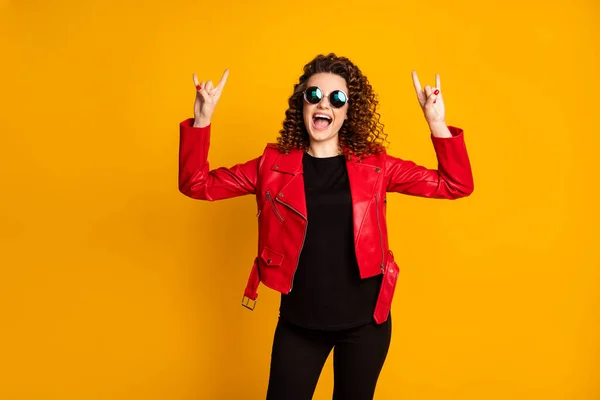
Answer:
[{"left": 276, "top": 53, "right": 388, "bottom": 157}]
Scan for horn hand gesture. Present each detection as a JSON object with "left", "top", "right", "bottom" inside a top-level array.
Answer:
[
  {"left": 192, "top": 69, "right": 229, "bottom": 128},
  {"left": 412, "top": 70, "right": 453, "bottom": 137}
]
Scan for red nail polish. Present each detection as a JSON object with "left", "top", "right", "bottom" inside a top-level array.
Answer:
[
  {"left": 433, "top": 100, "right": 437, "bottom": 103},
  {"left": 196, "top": 85, "right": 202, "bottom": 90},
  {"left": 434, "top": 89, "right": 439, "bottom": 95}
]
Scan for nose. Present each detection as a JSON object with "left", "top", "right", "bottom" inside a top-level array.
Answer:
[{"left": 317, "top": 95, "right": 331, "bottom": 109}]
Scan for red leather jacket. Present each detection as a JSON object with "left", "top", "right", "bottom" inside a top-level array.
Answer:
[{"left": 178, "top": 118, "right": 474, "bottom": 323}]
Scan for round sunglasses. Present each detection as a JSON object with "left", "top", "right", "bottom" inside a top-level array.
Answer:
[{"left": 303, "top": 86, "right": 348, "bottom": 108}]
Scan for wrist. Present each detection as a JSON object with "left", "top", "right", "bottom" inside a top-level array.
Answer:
[
  {"left": 193, "top": 118, "right": 211, "bottom": 128},
  {"left": 429, "top": 121, "right": 451, "bottom": 138}
]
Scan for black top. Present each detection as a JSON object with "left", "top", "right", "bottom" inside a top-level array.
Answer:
[{"left": 279, "top": 152, "right": 382, "bottom": 330}]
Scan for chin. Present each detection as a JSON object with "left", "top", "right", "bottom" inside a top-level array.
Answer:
[{"left": 308, "top": 129, "right": 336, "bottom": 143}]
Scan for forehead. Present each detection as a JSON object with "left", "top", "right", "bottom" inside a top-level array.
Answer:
[{"left": 306, "top": 72, "right": 348, "bottom": 92}]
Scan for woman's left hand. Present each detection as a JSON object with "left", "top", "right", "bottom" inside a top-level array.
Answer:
[{"left": 412, "top": 70, "right": 446, "bottom": 126}]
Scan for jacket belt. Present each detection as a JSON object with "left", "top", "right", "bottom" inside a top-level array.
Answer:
[
  {"left": 242, "top": 257, "right": 260, "bottom": 308},
  {"left": 242, "top": 254, "right": 397, "bottom": 324},
  {"left": 373, "top": 252, "right": 399, "bottom": 324}
]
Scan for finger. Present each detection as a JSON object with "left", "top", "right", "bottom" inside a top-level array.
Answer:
[
  {"left": 411, "top": 70, "right": 422, "bottom": 94},
  {"left": 412, "top": 70, "right": 426, "bottom": 105},
  {"left": 196, "top": 81, "right": 206, "bottom": 98},
  {"left": 424, "top": 85, "right": 432, "bottom": 96},
  {"left": 432, "top": 87, "right": 440, "bottom": 103},
  {"left": 216, "top": 69, "right": 230, "bottom": 91},
  {"left": 197, "top": 82, "right": 209, "bottom": 101},
  {"left": 425, "top": 91, "right": 438, "bottom": 107},
  {"left": 195, "top": 77, "right": 204, "bottom": 92},
  {"left": 436, "top": 73, "right": 441, "bottom": 90},
  {"left": 193, "top": 73, "right": 199, "bottom": 88},
  {"left": 205, "top": 80, "right": 214, "bottom": 92}
]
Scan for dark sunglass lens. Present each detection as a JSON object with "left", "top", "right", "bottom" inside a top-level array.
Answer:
[
  {"left": 330, "top": 90, "right": 347, "bottom": 108},
  {"left": 305, "top": 86, "right": 322, "bottom": 104}
]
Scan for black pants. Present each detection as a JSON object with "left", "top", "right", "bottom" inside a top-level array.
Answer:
[{"left": 266, "top": 315, "right": 392, "bottom": 400}]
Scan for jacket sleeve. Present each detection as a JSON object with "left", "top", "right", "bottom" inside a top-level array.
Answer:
[
  {"left": 385, "top": 126, "right": 474, "bottom": 199},
  {"left": 178, "top": 118, "right": 260, "bottom": 201}
]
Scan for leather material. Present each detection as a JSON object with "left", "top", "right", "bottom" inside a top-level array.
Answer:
[
  {"left": 179, "top": 118, "right": 474, "bottom": 323},
  {"left": 373, "top": 250, "right": 400, "bottom": 324}
]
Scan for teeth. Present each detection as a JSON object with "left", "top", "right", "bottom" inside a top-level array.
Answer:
[{"left": 314, "top": 114, "right": 332, "bottom": 120}]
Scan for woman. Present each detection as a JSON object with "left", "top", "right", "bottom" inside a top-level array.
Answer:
[{"left": 178, "top": 54, "right": 473, "bottom": 399}]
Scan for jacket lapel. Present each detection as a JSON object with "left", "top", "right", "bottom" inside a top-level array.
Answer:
[
  {"left": 270, "top": 149, "right": 307, "bottom": 219},
  {"left": 345, "top": 155, "right": 382, "bottom": 241},
  {"left": 267, "top": 149, "right": 382, "bottom": 226}
]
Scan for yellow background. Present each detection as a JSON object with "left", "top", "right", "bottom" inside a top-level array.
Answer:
[{"left": 1, "top": 0, "right": 598, "bottom": 398}]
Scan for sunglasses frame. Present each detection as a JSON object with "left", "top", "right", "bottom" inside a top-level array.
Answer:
[{"left": 303, "top": 86, "right": 349, "bottom": 109}]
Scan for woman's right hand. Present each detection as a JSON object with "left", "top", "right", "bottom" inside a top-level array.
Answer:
[{"left": 192, "top": 69, "right": 229, "bottom": 128}]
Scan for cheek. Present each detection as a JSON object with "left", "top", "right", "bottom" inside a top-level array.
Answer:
[
  {"left": 303, "top": 104, "right": 312, "bottom": 122},
  {"left": 336, "top": 108, "right": 348, "bottom": 123}
]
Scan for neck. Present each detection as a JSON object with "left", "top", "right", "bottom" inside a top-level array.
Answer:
[{"left": 307, "top": 138, "right": 341, "bottom": 158}]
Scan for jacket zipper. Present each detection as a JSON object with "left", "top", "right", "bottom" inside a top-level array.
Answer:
[
  {"left": 266, "top": 191, "right": 284, "bottom": 222},
  {"left": 276, "top": 196, "right": 307, "bottom": 292},
  {"left": 375, "top": 193, "right": 385, "bottom": 273}
]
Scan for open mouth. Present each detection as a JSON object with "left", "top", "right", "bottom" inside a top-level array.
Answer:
[{"left": 312, "top": 114, "right": 332, "bottom": 131}]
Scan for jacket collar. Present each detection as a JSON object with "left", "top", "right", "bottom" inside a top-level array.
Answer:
[
  {"left": 271, "top": 148, "right": 304, "bottom": 175},
  {"left": 271, "top": 147, "right": 380, "bottom": 175},
  {"left": 268, "top": 146, "right": 383, "bottom": 222}
]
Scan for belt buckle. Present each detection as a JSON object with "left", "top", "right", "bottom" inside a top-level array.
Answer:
[{"left": 241, "top": 295, "right": 257, "bottom": 311}]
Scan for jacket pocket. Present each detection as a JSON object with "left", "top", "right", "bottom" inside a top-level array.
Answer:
[
  {"left": 373, "top": 250, "right": 400, "bottom": 324},
  {"left": 260, "top": 246, "right": 284, "bottom": 267},
  {"left": 266, "top": 191, "right": 284, "bottom": 222}
]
